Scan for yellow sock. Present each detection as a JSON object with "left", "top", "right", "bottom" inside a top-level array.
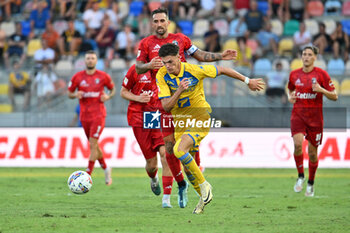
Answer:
[{"left": 185, "top": 170, "right": 201, "bottom": 195}]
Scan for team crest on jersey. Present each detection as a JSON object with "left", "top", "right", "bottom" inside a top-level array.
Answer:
[
  {"left": 80, "top": 80, "right": 89, "bottom": 87},
  {"left": 172, "top": 40, "right": 178, "bottom": 46},
  {"left": 95, "top": 78, "right": 100, "bottom": 84},
  {"left": 295, "top": 78, "right": 303, "bottom": 86}
]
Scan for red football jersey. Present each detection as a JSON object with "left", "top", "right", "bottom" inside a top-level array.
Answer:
[
  {"left": 288, "top": 67, "right": 335, "bottom": 124},
  {"left": 122, "top": 64, "right": 161, "bottom": 127},
  {"left": 136, "top": 33, "right": 197, "bottom": 77},
  {"left": 68, "top": 70, "right": 114, "bottom": 121}
]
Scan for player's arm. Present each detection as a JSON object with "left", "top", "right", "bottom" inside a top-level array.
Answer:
[
  {"left": 217, "top": 66, "right": 265, "bottom": 91},
  {"left": 287, "top": 89, "right": 296, "bottom": 104},
  {"left": 312, "top": 82, "right": 338, "bottom": 101},
  {"left": 120, "top": 86, "right": 150, "bottom": 103},
  {"left": 135, "top": 58, "right": 163, "bottom": 74},
  {"left": 161, "top": 78, "right": 189, "bottom": 112},
  {"left": 68, "top": 90, "right": 84, "bottom": 99},
  {"left": 101, "top": 86, "right": 116, "bottom": 102},
  {"left": 192, "top": 49, "right": 237, "bottom": 62}
]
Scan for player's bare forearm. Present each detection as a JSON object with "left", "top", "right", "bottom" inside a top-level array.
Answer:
[
  {"left": 135, "top": 61, "right": 150, "bottom": 74},
  {"left": 68, "top": 91, "right": 77, "bottom": 99},
  {"left": 192, "top": 49, "right": 222, "bottom": 62},
  {"left": 321, "top": 89, "right": 338, "bottom": 101},
  {"left": 120, "top": 87, "right": 138, "bottom": 102},
  {"left": 107, "top": 86, "right": 116, "bottom": 99},
  {"left": 217, "top": 66, "right": 245, "bottom": 82}
]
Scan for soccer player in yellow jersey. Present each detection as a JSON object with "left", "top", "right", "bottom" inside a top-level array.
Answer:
[{"left": 156, "top": 43, "right": 264, "bottom": 214}]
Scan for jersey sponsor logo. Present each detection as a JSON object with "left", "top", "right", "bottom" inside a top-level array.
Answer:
[
  {"left": 296, "top": 92, "right": 317, "bottom": 99},
  {"left": 152, "top": 44, "right": 161, "bottom": 52},
  {"left": 123, "top": 77, "right": 128, "bottom": 85},
  {"left": 139, "top": 75, "right": 151, "bottom": 83},
  {"left": 295, "top": 78, "right": 303, "bottom": 86},
  {"left": 141, "top": 89, "right": 154, "bottom": 96},
  {"left": 80, "top": 80, "right": 89, "bottom": 87},
  {"left": 83, "top": 92, "right": 100, "bottom": 98},
  {"left": 143, "top": 110, "right": 161, "bottom": 129}
]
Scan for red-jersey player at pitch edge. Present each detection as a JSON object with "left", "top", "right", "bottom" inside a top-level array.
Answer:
[
  {"left": 135, "top": 7, "right": 237, "bottom": 208},
  {"left": 287, "top": 46, "right": 338, "bottom": 197},
  {"left": 120, "top": 65, "right": 174, "bottom": 208},
  {"left": 68, "top": 50, "right": 116, "bottom": 185}
]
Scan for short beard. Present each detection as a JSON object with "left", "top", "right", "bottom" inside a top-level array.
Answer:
[{"left": 86, "top": 65, "right": 95, "bottom": 70}]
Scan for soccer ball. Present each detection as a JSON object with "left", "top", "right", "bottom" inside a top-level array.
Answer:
[{"left": 67, "top": 171, "right": 93, "bottom": 194}]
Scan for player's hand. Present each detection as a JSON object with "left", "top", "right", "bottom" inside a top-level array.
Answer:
[
  {"left": 76, "top": 91, "right": 84, "bottom": 99},
  {"left": 221, "top": 49, "right": 237, "bottom": 60},
  {"left": 178, "top": 78, "right": 189, "bottom": 92},
  {"left": 288, "top": 91, "right": 297, "bottom": 104},
  {"left": 100, "top": 92, "right": 110, "bottom": 102},
  {"left": 149, "top": 57, "right": 164, "bottom": 70},
  {"left": 247, "top": 78, "right": 265, "bottom": 91},
  {"left": 137, "top": 92, "right": 151, "bottom": 103},
  {"left": 312, "top": 82, "right": 323, "bottom": 93}
]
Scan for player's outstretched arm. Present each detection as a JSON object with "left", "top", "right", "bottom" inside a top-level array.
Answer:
[
  {"left": 312, "top": 82, "right": 338, "bottom": 101},
  {"left": 120, "top": 86, "right": 151, "bottom": 103},
  {"left": 192, "top": 49, "right": 237, "bottom": 62},
  {"left": 161, "top": 78, "right": 189, "bottom": 112},
  {"left": 135, "top": 57, "right": 164, "bottom": 74},
  {"left": 217, "top": 66, "right": 265, "bottom": 91}
]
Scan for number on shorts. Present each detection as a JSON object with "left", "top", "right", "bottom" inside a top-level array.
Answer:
[
  {"left": 315, "top": 133, "right": 322, "bottom": 143},
  {"left": 93, "top": 125, "right": 101, "bottom": 138}
]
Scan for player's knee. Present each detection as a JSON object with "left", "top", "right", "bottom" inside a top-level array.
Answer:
[
  {"left": 173, "top": 140, "right": 184, "bottom": 159},
  {"left": 165, "top": 141, "right": 174, "bottom": 154},
  {"left": 146, "top": 157, "right": 157, "bottom": 169},
  {"left": 294, "top": 143, "right": 302, "bottom": 154}
]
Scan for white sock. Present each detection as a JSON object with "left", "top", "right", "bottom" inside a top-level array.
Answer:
[{"left": 162, "top": 194, "right": 170, "bottom": 202}]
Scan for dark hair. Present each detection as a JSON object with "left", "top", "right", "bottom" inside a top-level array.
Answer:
[
  {"left": 85, "top": 50, "right": 97, "bottom": 56},
  {"left": 158, "top": 43, "right": 179, "bottom": 57},
  {"left": 302, "top": 45, "right": 319, "bottom": 55},
  {"left": 151, "top": 7, "right": 168, "bottom": 17}
]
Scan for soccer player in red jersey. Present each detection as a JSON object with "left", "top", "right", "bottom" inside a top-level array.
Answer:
[
  {"left": 287, "top": 46, "right": 338, "bottom": 197},
  {"left": 67, "top": 50, "right": 116, "bottom": 185},
  {"left": 136, "top": 7, "right": 237, "bottom": 208},
  {"left": 120, "top": 64, "right": 173, "bottom": 208}
]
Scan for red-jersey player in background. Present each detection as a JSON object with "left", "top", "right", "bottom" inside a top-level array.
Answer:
[
  {"left": 68, "top": 50, "right": 116, "bottom": 185},
  {"left": 288, "top": 46, "right": 338, "bottom": 197},
  {"left": 120, "top": 65, "right": 173, "bottom": 208},
  {"left": 136, "top": 7, "right": 237, "bottom": 208}
]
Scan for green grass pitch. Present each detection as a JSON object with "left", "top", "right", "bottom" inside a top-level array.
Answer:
[{"left": 0, "top": 168, "right": 349, "bottom": 233}]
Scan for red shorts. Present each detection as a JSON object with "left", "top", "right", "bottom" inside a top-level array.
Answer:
[
  {"left": 132, "top": 127, "right": 164, "bottom": 159},
  {"left": 81, "top": 117, "right": 105, "bottom": 139},
  {"left": 291, "top": 114, "right": 323, "bottom": 147},
  {"left": 161, "top": 111, "right": 174, "bottom": 138}
]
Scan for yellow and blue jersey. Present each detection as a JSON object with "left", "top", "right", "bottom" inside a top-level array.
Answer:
[{"left": 156, "top": 62, "right": 217, "bottom": 117}]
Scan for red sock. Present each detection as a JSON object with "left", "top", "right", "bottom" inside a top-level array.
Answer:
[
  {"left": 98, "top": 158, "right": 107, "bottom": 170},
  {"left": 294, "top": 153, "right": 304, "bottom": 175},
  {"left": 86, "top": 160, "right": 95, "bottom": 175},
  {"left": 308, "top": 160, "right": 319, "bottom": 183},
  {"left": 162, "top": 176, "right": 173, "bottom": 195},
  {"left": 194, "top": 151, "right": 200, "bottom": 166},
  {"left": 165, "top": 151, "right": 184, "bottom": 183},
  {"left": 146, "top": 168, "right": 158, "bottom": 178}
]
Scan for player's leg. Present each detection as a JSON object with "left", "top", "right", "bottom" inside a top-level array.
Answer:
[
  {"left": 158, "top": 145, "right": 173, "bottom": 208},
  {"left": 183, "top": 151, "right": 201, "bottom": 196},
  {"left": 81, "top": 120, "right": 95, "bottom": 175},
  {"left": 292, "top": 133, "right": 305, "bottom": 192}
]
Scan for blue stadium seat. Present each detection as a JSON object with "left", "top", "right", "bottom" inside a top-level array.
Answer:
[
  {"left": 177, "top": 20, "right": 193, "bottom": 36},
  {"left": 229, "top": 18, "right": 247, "bottom": 37},
  {"left": 74, "top": 20, "right": 86, "bottom": 35},
  {"left": 257, "top": 0, "right": 269, "bottom": 15},
  {"left": 327, "top": 58, "right": 345, "bottom": 75},
  {"left": 341, "top": 19, "right": 350, "bottom": 35},
  {"left": 129, "top": 1, "right": 144, "bottom": 17},
  {"left": 21, "top": 20, "right": 31, "bottom": 37},
  {"left": 96, "top": 59, "right": 105, "bottom": 71},
  {"left": 253, "top": 58, "right": 272, "bottom": 76}
]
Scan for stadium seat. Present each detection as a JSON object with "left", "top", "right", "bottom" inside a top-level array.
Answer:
[
  {"left": 0, "top": 84, "right": 9, "bottom": 95},
  {"left": 214, "top": 19, "right": 229, "bottom": 36},
  {"left": 129, "top": 1, "right": 144, "bottom": 17},
  {"left": 74, "top": 20, "right": 86, "bottom": 36},
  {"left": 168, "top": 21, "right": 176, "bottom": 33},
  {"left": 340, "top": 79, "right": 350, "bottom": 95},
  {"left": 331, "top": 78, "right": 340, "bottom": 94},
  {"left": 53, "top": 20, "right": 68, "bottom": 35},
  {"left": 0, "top": 104, "right": 12, "bottom": 113},
  {"left": 229, "top": 18, "right": 247, "bottom": 37},
  {"left": 26, "top": 39, "right": 42, "bottom": 57},
  {"left": 177, "top": 20, "right": 193, "bottom": 36},
  {"left": 305, "top": 19, "right": 319, "bottom": 36},
  {"left": 322, "top": 18, "right": 336, "bottom": 34},
  {"left": 193, "top": 19, "right": 209, "bottom": 37},
  {"left": 272, "top": 58, "right": 290, "bottom": 71},
  {"left": 253, "top": 58, "right": 272, "bottom": 76},
  {"left": 192, "top": 39, "right": 205, "bottom": 50},
  {"left": 0, "top": 21, "right": 15, "bottom": 37},
  {"left": 270, "top": 19, "right": 283, "bottom": 36},
  {"left": 148, "top": 1, "right": 161, "bottom": 12},
  {"left": 96, "top": 59, "right": 105, "bottom": 71},
  {"left": 314, "top": 59, "right": 327, "bottom": 70},
  {"left": 55, "top": 60, "right": 73, "bottom": 78},
  {"left": 257, "top": 0, "right": 269, "bottom": 15},
  {"left": 290, "top": 59, "right": 303, "bottom": 71},
  {"left": 118, "top": 1, "right": 129, "bottom": 16},
  {"left": 345, "top": 60, "right": 350, "bottom": 75},
  {"left": 218, "top": 60, "right": 235, "bottom": 69},
  {"left": 187, "top": 58, "right": 199, "bottom": 65},
  {"left": 110, "top": 59, "right": 127, "bottom": 70},
  {"left": 73, "top": 57, "right": 86, "bottom": 72},
  {"left": 324, "top": 0, "right": 342, "bottom": 16},
  {"left": 247, "top": 39, "right": 259, "bottom": 55},
  {"left": 327, "top": 58, "right": 345, "bottom": 75},
  {"left": 21, "top": 20, "right": 31, "bottom": 37},
  {"left": 278, "top": 38, "right": 293, "bottom": 56},
  {"left": 283, "top": 20, "right": 299, "bottom": 36},
  {"left": 223, "top": 39, "right": 238, "bottom": 51},
  {"left": 341, "top": 19, "right": 350, "bottom": 35},
  {"left": 342, "top": 0, "right": 350, "bottom": 16},
  {"left": 307, "top": 0, "right": 324, "bottom": 17}
]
